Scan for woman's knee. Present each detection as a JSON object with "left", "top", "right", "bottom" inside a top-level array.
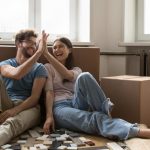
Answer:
[
  {"left": 77, "top": 72, "right": 98, "bottom": 88},
  {"left": 77, "top": 72, "right": 93, "bottom": 83},
  {"left": 79, "top": 72, "right": 91, "bottom": 78}
]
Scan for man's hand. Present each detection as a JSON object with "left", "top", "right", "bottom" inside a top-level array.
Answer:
[
  {"left": 37, "top": 30, "right": 49, "bottom": 55},
  {"left": 43, "top": 116, "right": 55, "bottom": 134},
  {"left": 0, "top": 108, "right": 17, "bottom": 124}
]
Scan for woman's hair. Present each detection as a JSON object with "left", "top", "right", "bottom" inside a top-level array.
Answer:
[{"left": 53, "top": 37, "right": 74, "bottom": 70}]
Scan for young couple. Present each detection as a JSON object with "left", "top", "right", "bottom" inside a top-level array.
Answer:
[{"left": 0, "top": 29, "right": 150, "bottom": 146}]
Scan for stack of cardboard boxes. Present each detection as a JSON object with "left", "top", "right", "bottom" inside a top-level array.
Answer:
[{"left": 101, "top": 75, "right": 150, "bottom": 127}]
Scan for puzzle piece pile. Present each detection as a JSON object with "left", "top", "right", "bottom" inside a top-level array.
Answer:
[{"left": 0, "top": 127, "right": 130, "bottom": 150}]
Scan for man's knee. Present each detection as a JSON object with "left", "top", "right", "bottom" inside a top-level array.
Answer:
[
  {"left": 4, "top": 117, "right": 24, "bottom": 136},
  {"left": 3, "top": 107, "right": 40, "bottom": 136},
  {"left": 17, "top": 107, "right": 41, "bottom": 128},
  {"left": 0, "top": 117, "right": 23, "bottom": 146}
]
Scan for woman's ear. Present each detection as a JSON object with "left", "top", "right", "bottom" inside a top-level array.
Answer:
[{"left": 69, "top": 48, "right": 72, "bottom": 53}]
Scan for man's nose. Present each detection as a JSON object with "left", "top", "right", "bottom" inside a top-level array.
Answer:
[
  {"left": 29, "top": 45, "right": 36, "bottom": 51},
  {"left": 32, "top": 44, "right": 37, "bottom": 49}
]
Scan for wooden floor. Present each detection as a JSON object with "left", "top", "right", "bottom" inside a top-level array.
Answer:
[
  {"left": 85, "top": 134, "right": 150, "bottom": 150},
  {"left": 3, "top": 135, "right": 150, "bottom": 150},
  {"left": 125, "top": 138, "right": 150, "bottom": 150},
  {"left": 87, "top": 124, "right": 150, "bottom": 150},
  {"left": 1, "top": 124, "right": 150, "bottom": 150}
]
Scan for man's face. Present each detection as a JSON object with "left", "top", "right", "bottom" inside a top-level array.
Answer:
[{"left": 19, "top": 37, "right": 37, "bottom": 58}]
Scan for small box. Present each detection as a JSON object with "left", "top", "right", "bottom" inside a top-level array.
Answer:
[{"left": 101, "top": 75, "right": 150, "bottom": 126}]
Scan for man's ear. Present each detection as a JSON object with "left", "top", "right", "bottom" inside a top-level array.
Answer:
[{"left": 16, "top": 42, "right": 22, "bottom": 48}]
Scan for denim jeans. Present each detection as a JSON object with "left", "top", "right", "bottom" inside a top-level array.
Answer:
[{"left": 53, "top": 72, "right": 139, "bottom": 140}]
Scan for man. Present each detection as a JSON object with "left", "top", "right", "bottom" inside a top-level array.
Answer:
[{"left": 0, "top": 29, "right": 48, "bottom": 146}]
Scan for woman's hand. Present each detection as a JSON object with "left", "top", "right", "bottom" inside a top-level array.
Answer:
[
  {"left": 37, "top": 30, "right": 49, "bottom": 55},
  {"left": 43, "top": 116, "right": 55, "bottom": 134},
  {"left": 43, "top": 46, "right": 50, "bottom": 56}
]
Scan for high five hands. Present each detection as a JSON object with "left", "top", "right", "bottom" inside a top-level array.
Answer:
[{"left": 37, "top": 30, "right": 49, "bottom": 55}]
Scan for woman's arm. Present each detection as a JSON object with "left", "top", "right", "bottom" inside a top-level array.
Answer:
[
  {"left": 43, "top": 90, "right": 55, "bottom": 134},
  {"left": 44, "top": 48, "right": 74, "bottom": 81}
]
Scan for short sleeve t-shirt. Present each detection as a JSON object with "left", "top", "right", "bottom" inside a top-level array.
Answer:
[
  {"left": 0, "top": 58, "right": 48, "bottom": 100},
  {"left": 45, "top": 63, "right": 82, "bottom": 102}
]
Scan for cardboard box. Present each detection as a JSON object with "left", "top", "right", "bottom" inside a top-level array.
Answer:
[
  {"left": 0, "top": 46, "right": 100, "bottom": 82},
  {"left": 101, "top": 75, "right": 150, "bottom": 126}
]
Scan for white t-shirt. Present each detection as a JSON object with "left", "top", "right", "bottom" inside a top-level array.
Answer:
[{"left": 45, "top": 63, "right": 82, "bottom": 101}]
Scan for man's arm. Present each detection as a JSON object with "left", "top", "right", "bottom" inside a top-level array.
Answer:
[
  {"left": 0, "top": 77, "right": 46, "bottom": 123},
  {"left": 13, "top": 77, "right": 46, "bottom": 113},
  {"left": 43, "top": 90, "right": 55, "bottom": 134},
  {"left": 0, "top": 51, "right": 43, "bottom": 80},
  {"left": 0, "top": 31, "right": 48, "bottom": 80}
]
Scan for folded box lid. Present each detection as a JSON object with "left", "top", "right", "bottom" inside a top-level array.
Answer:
[{"left": 101, "top": 75, "right": 150, "bottom": 81}]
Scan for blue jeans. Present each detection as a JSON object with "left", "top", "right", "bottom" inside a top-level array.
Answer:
[{"left": 53, "top": 72, "right": 139, "bottom": 140}]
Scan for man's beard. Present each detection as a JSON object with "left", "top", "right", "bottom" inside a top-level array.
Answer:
[{"left": 21, "top": 47, "right": 33, "bottom": 58}]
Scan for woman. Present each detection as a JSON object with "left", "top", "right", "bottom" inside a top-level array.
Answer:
[{"left": 43, "top": 37, "right": 150, "bottom": 140}]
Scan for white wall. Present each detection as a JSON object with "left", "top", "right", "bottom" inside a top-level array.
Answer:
[{"left": 91, "top": 0, "right": 127, "bottom": 78}]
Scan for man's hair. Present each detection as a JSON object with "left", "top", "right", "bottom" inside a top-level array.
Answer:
[{"left": 15, "top": 29, "right": 38, "bottom": 45}]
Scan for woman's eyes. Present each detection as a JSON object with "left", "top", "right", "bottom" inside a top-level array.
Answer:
[{"left": 53, "top": 45, "right": 65, "bottom": 50}]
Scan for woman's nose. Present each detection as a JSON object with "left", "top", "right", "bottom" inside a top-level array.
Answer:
[{"left": 55, "top": 47, "right": 60, "bottom": 51}]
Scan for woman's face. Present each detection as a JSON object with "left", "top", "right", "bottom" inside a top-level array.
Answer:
[{"left": 52, "top": 40, "right": 70, "bottom": 64}]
